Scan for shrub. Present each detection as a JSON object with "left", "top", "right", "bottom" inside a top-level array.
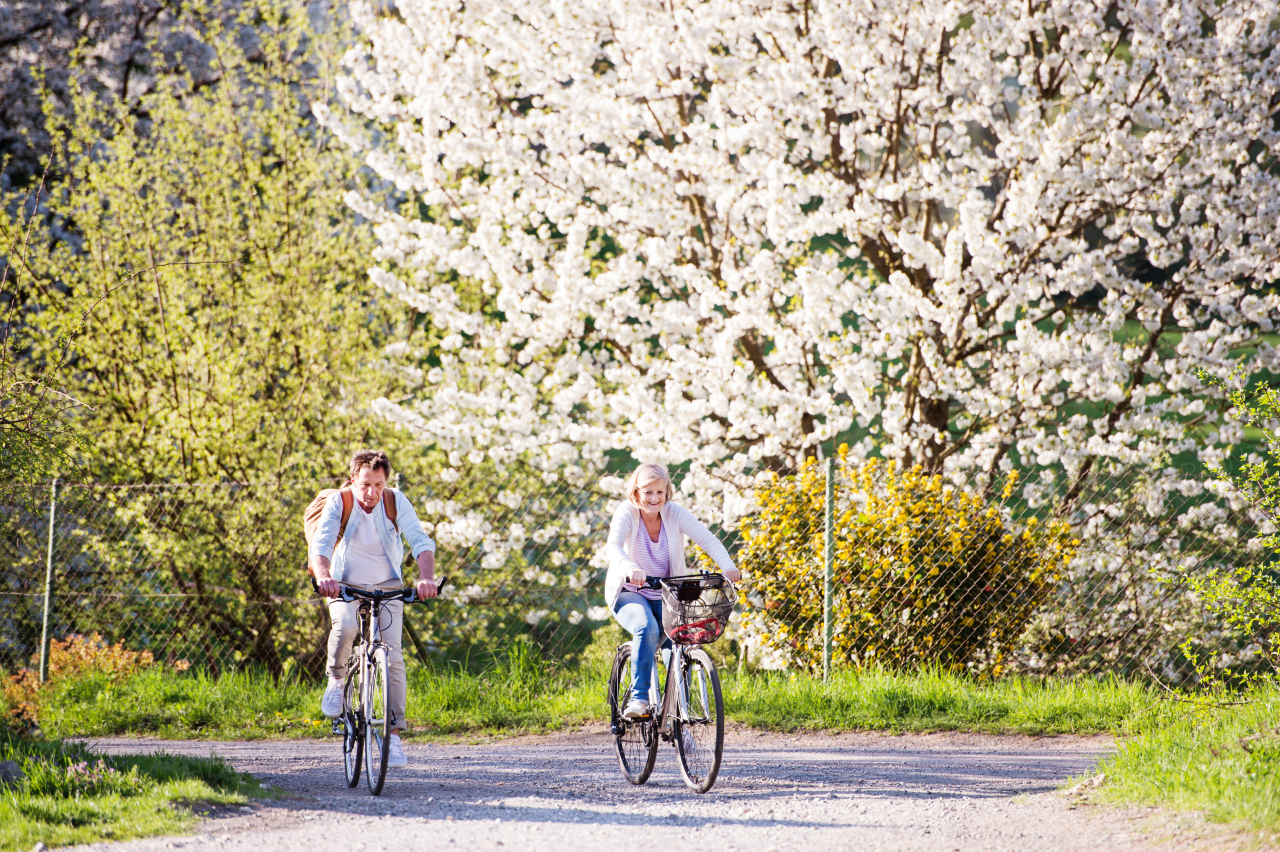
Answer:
[
  {"left": 733, "top": 450, "right": 1076, "bottom": 673},
  {"left": 2, "top": 633, "right": 154, "bottom": 727}
]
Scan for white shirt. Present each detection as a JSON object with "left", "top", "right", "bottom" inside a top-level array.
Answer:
[{"left": 342, "top": 503, "right": 396, "bottom": 587}]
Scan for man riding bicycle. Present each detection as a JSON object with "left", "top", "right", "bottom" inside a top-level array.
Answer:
[{"left": 310, "top": 450, "right": 439, "bottom": 769}]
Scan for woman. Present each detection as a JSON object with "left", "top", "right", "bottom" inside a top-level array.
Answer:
[{"left": 604, "top": 462, "right": 741, "bottom": 720}]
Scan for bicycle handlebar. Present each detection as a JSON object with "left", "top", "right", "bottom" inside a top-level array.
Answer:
[
  {"left": 311, "top": 577, "right": 449, "bottom": 601},
  {"left": 641, "top": 570, "right": 728, "bottom": 590}
]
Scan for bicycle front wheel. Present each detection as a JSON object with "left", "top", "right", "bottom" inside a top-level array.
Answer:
[
  {"left": 342, "top": 664, "right": 363, "bottom": 788},
  {"left": 364, "top": 647, "right": 390, "bottom": 795},
  {"left": 607, "top": 643, "right": 657, "bottom": 785},
  {"left": 675, "top": 646, "right": 724, "bottom": 793}
]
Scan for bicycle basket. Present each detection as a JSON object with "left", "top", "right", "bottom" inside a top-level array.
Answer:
[{"left": 660, "top": 576, "right": 737, "bottom": 645}]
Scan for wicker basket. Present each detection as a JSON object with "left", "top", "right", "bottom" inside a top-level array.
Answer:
[{"left": 660, "top": 575, "right": 737, "bottom": 645}]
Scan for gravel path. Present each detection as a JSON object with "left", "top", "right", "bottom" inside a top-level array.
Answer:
[{"left": 69, "top": 728, "right": 1215, "bottom": 852}]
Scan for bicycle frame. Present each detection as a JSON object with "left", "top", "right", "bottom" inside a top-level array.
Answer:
[{"left": 645, "top": 640, "right": 708, "bottom": 739}]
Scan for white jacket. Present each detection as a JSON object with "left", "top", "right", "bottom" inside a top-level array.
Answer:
[
  {"left": 603, "top": 501, "right": 737, "bottom": 608},
  {"left": 308, "top": 488, "right": 435, "bottom": 585}
]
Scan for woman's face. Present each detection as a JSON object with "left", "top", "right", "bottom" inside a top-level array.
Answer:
[{"left": 635, "top": 478, "right": 668, "bottom": 516}]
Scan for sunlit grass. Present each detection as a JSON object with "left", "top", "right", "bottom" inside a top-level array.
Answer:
[
  {"left": 0, "top": 737, "right": 264, "bottom": 852},
  {"left": 723, "top": 666, "right": 1157, "bottom": 735},
  {"left": 1093, "top": 683, "right": 1280, "bottom": 836}
]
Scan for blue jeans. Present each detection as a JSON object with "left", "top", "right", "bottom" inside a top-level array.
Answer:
[{"left": 612, "top": 591, "right": 671, "bottom": 703}]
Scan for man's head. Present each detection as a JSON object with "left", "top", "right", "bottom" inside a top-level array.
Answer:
[{"left": 350, "top": 450, "right": 392, "bottom": 511}]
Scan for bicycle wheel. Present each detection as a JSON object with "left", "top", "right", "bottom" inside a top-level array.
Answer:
[
  {"left": 607, "top": 643, "right": 657, "bottom": 785},
  {"left": 364, "top": 646, "right": 390, "bottom": 795},
  {"left": 674, "top": 646, "right": 724, "bottom": 793},
  {"left": 342, "top": 663, "right": 363, "bottom": 788}
]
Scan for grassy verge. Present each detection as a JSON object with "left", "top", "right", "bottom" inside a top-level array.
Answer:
[
  {"left": 1093, "top": 684, "right": 1280, "bottom": 838},
  {"left": 0, "top": 736, "right": 265, "bottom": 852},
  {"left": 6, "top": 654, "right": 1154, "bottom": 741},
  {"left": 724, "top": 667, "right": 1156, "bottom": 735}
]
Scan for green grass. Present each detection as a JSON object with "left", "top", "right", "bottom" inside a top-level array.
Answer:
[
  {"left": 1094, "top": 683, "right": 1280, "bottom": 837},
  {"left": 0, "top": 736, "right": 265, "bottom": 851},
  {"left": 8, "top": 641, "right": 1153, "bottom": 741},
  {"left": 12, "top": 636, "right": 617, "bottom": 741},
  {"left": 724, "top": 666, "right": 1156, "bottom": 735}
]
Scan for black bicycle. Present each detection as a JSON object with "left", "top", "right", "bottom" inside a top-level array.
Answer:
[
  {"left": 607, "top": 573, "right": 736, "bottom": 793},
  {"left": 333, "top": 580, "right": 446, "bottom": 795}
]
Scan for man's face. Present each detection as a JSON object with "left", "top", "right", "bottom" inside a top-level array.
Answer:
[{"left": 352, "top": 467, "right": 388, "bottom": 511}]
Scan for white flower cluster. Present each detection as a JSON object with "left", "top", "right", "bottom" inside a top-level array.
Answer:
[{"left": 326, "top": 0, "right": 1280, "bottom": 528}]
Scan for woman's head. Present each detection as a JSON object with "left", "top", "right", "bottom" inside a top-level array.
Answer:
[{"left": 626, "top": 462, "right": 672, "bottom": 512}]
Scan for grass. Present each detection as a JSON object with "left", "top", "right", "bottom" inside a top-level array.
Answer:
[
  {"left": 0, "top": 735, "right": 265, "bottom": 851},
  {"left": 724, "top": 666, "right": 1156, "bottom": 735},
  {"left": 6, "top": 639, "right": 1154, "bottom": 740},
  {"left": 1093, "top": 683, "right": 1280, "bottom": 837}
]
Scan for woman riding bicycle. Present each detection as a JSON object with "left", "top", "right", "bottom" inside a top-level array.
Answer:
[{"left": 604, "top": 463, "right": 741, "bottom": 721}]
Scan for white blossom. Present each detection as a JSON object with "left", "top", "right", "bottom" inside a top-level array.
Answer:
[{"left": 327, "top": 0, "right": 1279, "bottom": 528}]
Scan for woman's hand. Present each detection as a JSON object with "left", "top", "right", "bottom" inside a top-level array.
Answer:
[
  {"left": 629, "top": 568, "right": 646, "bottom": 586},
  {"left": 723, "top": 567, "right": 741, "bottom": 583}
]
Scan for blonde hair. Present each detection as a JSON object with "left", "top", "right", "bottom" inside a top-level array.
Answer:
[{"left": 625, "top": 462, "right": 672, "bottom": 507}]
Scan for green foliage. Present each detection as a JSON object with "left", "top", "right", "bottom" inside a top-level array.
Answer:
[
  {"left": 0, "top": 0, "right": 428, "bottom": 673},
  {"left": 1183, "top": 367, "right": 1280, "bottom": 676},
  {"left": 731, "top": 450, "right": 1076, "bottom": 673},
  {"left": 0, "top": 173, "right": 87, "bottom": 485},
  {"left": 0, "top": 734, "right": 262, "bottom": 851},
  {"left": 1096, "top": 683, "right": 1280, "bottom": 835},
  {"left": 10, "top": 0, "right": 400, "bottom": 484}
]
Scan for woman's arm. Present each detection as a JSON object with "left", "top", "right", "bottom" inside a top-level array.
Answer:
[
  {"left": 673, "top": 504, "right": 739, "bottom": 578},
  {"left": 605, "top": 502, "right": 638, "bottom": 577}
]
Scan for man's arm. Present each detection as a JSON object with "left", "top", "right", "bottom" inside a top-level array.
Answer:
[
  {"left": 395, "top": 491, "right": 439, "bottom": 599},
  {"left": 310, "top": 493, "right": 343, "bottom": 598}
]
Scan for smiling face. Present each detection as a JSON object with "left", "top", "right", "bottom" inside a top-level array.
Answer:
[{"left": 634, "top": 476, "right": 669, "bottom": 517}]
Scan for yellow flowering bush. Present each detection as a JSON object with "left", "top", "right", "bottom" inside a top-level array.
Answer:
[{"left": 733, "top": 450, "right": 1077, "bottom": 673}]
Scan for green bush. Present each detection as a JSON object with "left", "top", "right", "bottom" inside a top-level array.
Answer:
[{"left": 733, "top": 451, "right": 1076, "bottom": 673}]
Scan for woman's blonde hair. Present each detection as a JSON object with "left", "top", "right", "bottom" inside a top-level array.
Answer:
[{"left": 625, "top": 462, "right": 672, "bottom": 507}]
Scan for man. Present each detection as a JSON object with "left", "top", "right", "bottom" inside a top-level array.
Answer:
[{"left": 310, "top": 450, "right": 439, "bottom": 769}]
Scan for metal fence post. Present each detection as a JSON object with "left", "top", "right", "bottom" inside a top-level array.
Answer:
[
  {"left": 823, "top": 456, "right": 834, "bottom": 682},
  {"left": 39, "top": 477, "right": 58, "bottom": 683}
]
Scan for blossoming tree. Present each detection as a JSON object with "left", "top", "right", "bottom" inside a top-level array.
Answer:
[{"left": 326, "top": 0, "right": 1280, "bottom": 520}]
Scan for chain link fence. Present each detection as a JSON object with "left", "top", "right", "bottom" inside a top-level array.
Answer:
[{"left": 1, "top": 459, "right": 1270, "bottom": 683}]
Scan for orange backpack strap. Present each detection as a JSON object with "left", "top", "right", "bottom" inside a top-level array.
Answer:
[
  {"left": 383, "top": 490, "right": 399, "bottom": 532},
  {"left": 336, "top": 488, "right": 354, "bottom": 542}
]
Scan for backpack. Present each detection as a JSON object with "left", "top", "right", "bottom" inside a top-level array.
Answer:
[{"left": 302, "top": 484, "right": 399, "bottom": 576}]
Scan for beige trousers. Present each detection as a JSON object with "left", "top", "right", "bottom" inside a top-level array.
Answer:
[{"left": 327, "top": 579, "right": 408, "bottom": 731}]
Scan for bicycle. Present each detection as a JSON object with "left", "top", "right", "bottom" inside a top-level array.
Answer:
[
  {"left": 606, "top": 573, "right": 736, "bottom": 794},
  {"left": 330, "top": 580, "right": 447, "bottom": 796}
]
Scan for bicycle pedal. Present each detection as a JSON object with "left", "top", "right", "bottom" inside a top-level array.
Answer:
[{"left": 331, "top": 719, "right": 345, "bottom": 735}]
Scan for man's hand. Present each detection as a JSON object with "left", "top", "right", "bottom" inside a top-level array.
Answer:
[
  {"left": 415, "top": 550, "right": 438, "bottom": 600},
  {"left": 629, "top": 567, "right": 646, "bottom": 586},
  {"left": 313, "top": 556, "right": 339, "bottom": 598},
  {"left": 723, "top": 567, "right": 742, "bottom": 583}
]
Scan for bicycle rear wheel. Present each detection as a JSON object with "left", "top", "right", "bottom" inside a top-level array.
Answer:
[
  {"left": 342, "top": 663, "right": 363, "bottom": 788},
  {"left": 674, "top": 646, "right": 724, "bottom": 793},
  {"left": 364, "top": 647, "right": 390, "bottom": 795},
  {"left": 607, "top": 643, "right": 657, "bottom": 785}
]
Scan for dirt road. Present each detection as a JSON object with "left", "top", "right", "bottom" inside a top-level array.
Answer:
[{"left": 72, "top": 728, "right": 1219, "bottom": 852}]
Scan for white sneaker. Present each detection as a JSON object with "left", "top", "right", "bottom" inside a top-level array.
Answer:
[
  {"left": 622, "top": 698, "right": 650, "bottom": 720},
  {"left": 320, "top": 678, "right": 344, "bottom": 718},
  {"left": 387, "top": 734, "right": 408, "bottom": 769}
]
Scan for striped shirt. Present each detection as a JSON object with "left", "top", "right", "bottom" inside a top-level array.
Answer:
[{"left": 632, "top": 519, "right": 670, "bottom": 601}]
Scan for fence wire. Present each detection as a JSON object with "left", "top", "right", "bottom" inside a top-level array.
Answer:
[{"left": 0, "top": 459, "right": 1270, "bottom": 682}]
